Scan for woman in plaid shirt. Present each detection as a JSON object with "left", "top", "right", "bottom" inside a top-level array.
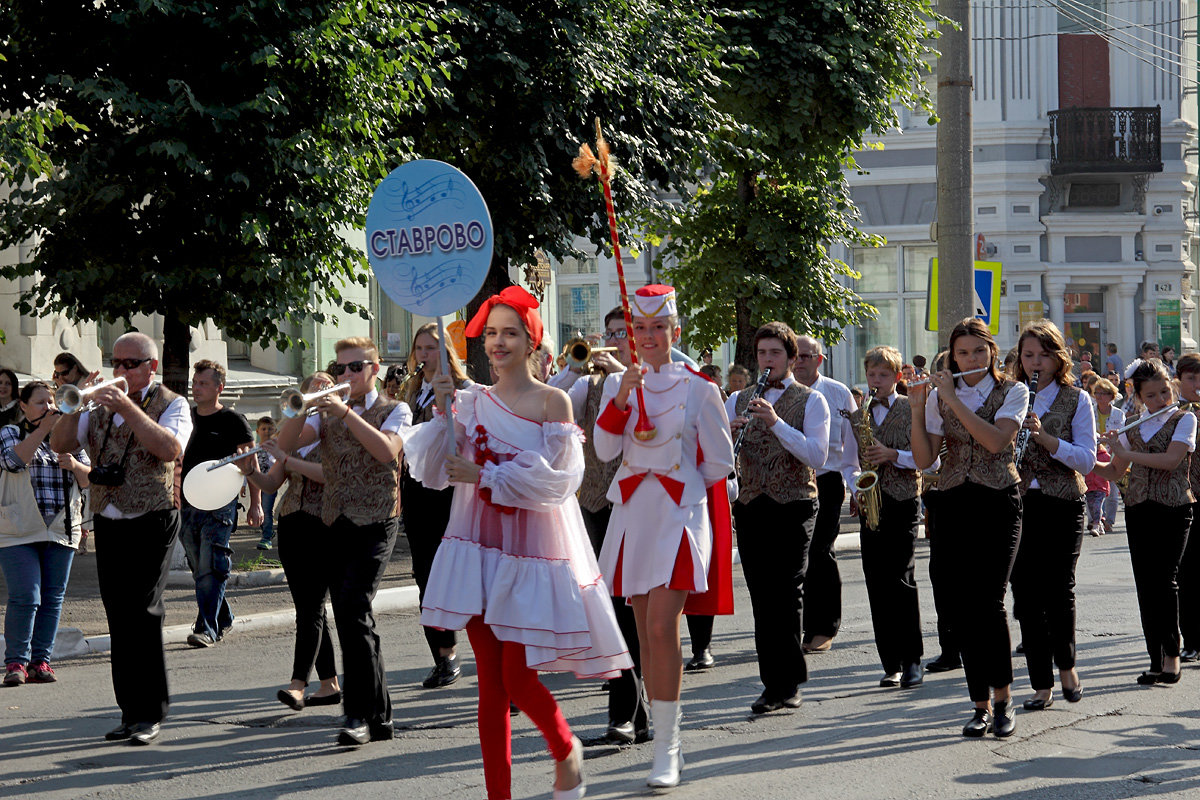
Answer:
[{"left": 0, "top": 380, "right": 91, "bottom": 686}]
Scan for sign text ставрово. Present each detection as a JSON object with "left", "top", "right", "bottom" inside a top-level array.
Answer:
[{"left": 369, "top": 220, "right": 487, "bottom": 259}]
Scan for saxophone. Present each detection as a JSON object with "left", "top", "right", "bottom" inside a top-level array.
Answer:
[{"left": 841, "top": 388, "right": 882, "bottom": 530}]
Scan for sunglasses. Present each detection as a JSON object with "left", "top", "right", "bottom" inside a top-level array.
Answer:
[
  {"left": 330, "top": 360, "right": 374, "bottom": 377},
  {"left": 112, "top": 357, "right": 152, "bottom": 370},
  {"left": 795, "top": 354, "right": 821, "bottom": 362},
  {"left": 603, "top": 330, "right": 628, "bottom": 340},
  {"left": 53, "top": 369, "right": 74, "bottom": 379}
]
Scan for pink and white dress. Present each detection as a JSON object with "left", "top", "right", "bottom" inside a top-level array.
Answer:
[{"left": 405, "top": 385, "right": 632, "bottom": 678}]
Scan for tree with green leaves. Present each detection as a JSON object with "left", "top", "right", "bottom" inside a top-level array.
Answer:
[
  {"left": 394, "top": 0, "right": 728, "bottom": 377},
  {"left": 658, "top": 1, "right": 940, "bottom": 368},
  {"left": 0, "top": 0, "right": 456, "bottom": 391}
]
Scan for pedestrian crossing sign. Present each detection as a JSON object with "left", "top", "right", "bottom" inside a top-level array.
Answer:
[{"left": 925, "top": 259, "right": 1003, "bottom": 335}]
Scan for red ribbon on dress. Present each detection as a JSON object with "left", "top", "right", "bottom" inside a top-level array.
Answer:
[{"left": 464, "top": 286, "right": 544, "bottom": 350}]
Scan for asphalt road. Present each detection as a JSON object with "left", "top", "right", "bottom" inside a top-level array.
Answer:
[{"left": 2, "top": 524, "right": 1200, "bottom": 799}]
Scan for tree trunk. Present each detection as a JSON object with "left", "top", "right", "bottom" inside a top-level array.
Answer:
[
  {"left": 463, "top": 250, "right": 514, "bottom": 385},
  {"left": 734, "top": 169, "right": 757, "bottom": 372},
  {"left": 161, "top": 316, "right": 192, "bottom": 396}
]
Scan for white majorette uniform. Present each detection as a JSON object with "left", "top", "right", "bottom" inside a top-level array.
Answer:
[
  {"left": 594, "top": 287, "right": 735, "bottom": 597},
  {"left": 405, "top": 384, "right": 632, "bottom": 678}
]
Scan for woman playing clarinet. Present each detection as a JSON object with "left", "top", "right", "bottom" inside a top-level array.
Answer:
[
  {"left": 909, "top": 317, "right": 1028, "bottom": 738},
  {"left": 406, "top": 286, "right": 630, "bottom": 800},
  {"left": 594, "top": 284, "right": 735, "bottom": 788},
  {"left": 1095, "top": 360, "right": 1194, "bottom": 685},
  {"left": 1008, "top": 321, "right": 1095, "bottom": 710}
]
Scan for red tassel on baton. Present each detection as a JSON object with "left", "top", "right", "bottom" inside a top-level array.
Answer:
[{"left": 573, "top": 118, "right": 657, "bottom": 441}]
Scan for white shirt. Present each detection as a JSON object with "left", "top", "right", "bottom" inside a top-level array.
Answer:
[
  {"left": 1119, "top": 408, "right": 1197, "bottom": 452},
  {"left": 924, "top": 373, "right": 1029, "bottom": 436},
  {"left": 840, "top": 390, "right": 924, "bottom": 489},
  {"left": 1025, "top": 382, "right": 1097, "bottom": 488},
  {"left": 725, "top": 376, "right": 830, "bottom": 469},
  {"left": 803, "top": 374, "right": 856, "bottom": 478},
  {"left": 76, "top": 383, "right": 194, "bottom": 520},
  {"left": 306, "top": 389, "right": 412, "bottom": 437},
  {"left": 1099, "top": 404, "right": 1126, "bottom": 432}
]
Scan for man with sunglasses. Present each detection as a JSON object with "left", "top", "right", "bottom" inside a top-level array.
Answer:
[
  {"left": 50, "top": 332, "right": 193, "bottom": 746},
  {"left": 792, "top": 335, "right": 857, "bottom": 655},
  {"left": 274, "top": 336, "right": 410, "bottom": 746}
]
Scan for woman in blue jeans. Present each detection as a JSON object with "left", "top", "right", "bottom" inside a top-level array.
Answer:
[{"left": 0, "top": 380, "right": 91, "bottom": 686}]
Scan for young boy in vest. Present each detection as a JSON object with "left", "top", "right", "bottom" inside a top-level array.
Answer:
[{"left": 845, "top": 345, "right": 925, "bottom": 689}]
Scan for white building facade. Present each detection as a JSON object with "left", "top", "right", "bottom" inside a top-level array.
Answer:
[{"left": 831, "top": 0, "right": 1199, "bottom": 386}]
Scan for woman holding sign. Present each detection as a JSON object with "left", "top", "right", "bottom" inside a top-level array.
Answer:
[{"left": 406, "top": 286, "right": 630, "bottom": 800}]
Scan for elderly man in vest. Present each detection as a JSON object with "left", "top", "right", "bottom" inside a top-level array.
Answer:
[
  {"left": 275, "top": 336, "right": 409, "bottom": 747},
  {"left": 727, "top": 322, "right": 830, "bottom": 713},
  {"left": 51, "top": 332, "right": 193, "bottom": 746}
]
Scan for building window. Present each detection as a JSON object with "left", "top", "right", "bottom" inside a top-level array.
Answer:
[
  {"left": 1058, "top": 1, "right": 1106, "bottom": 33},
  {"left": 557, "top": 254, "right": 599, "bottom": 275},
  {"left": 373, "top": 280, "right": 414, "bottom": 361},
  {"left": 850, "top": 244, "right": 940, "bottom": 383},
  {"left": 557, "top": 284, "right": 600, "bottom": 349}
]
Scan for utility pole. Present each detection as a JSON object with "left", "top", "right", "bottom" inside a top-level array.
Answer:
[{"left": 936, "top": 0, "right": 975, "bottom": 349}]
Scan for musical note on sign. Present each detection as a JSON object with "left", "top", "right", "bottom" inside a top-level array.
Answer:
[{"left": 381, "top": 175, "right": 468, "bottom": 222}]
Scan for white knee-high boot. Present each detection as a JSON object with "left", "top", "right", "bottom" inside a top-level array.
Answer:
[{"left": 647, "top": 699, "right": 683, "bottom": 788}]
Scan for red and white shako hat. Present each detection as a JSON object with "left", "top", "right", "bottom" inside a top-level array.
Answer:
[{"left": 631, "top": 284, "right": 677, "bottom": 319}]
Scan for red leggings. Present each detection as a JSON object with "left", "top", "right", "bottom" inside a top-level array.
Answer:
[{"left": 466, "top": 617, "right": 574, "bottom": 800}]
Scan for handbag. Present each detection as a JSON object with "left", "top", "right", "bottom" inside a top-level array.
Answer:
[{"left": 0, "top": 467, "right": 47, "bottom": 538}]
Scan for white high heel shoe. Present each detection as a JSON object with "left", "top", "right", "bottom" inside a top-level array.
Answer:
[
  {"left": 552, "top": 735, "right": 586, "bottom": 800},
  {"left": 647, "top": 699, "right": 683, "bottom": 788}
]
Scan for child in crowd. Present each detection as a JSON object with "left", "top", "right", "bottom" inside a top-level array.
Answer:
[{"left": 1085, "top": 444, "right": 1111, "bottom": 537}]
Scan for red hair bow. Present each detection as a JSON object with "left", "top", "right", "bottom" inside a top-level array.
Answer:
[{"left": 464, "top": 286, "right": 544, "bottom": 349}]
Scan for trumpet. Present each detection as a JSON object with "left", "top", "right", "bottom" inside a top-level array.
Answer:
[
  {"left": 907, "top": 366, "right": 989, "bottom": 388},
  {"left": 55, "top": 377, "right": 129, "bottom": 414},
  {"left": 279, "top": 382, "right": 352, "bottom": 418},
  {"left": 563, "top": 337, "right": 618, "bottom": 372}
]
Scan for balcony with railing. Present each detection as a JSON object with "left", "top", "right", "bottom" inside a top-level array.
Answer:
[{"left": 1048, "top": 107, "right": 1162, "bottom": 175}]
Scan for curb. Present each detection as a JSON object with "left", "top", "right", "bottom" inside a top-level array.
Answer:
[
  {"left": 166, "top": 568, "right": 288, "bottom": 588},
  {"left": 29, "top": 585, "right": 422, "bottom": 660}
]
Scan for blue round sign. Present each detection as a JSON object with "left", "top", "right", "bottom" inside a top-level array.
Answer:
[{"left": 366, "top": 160, "right": 493, "bottom": 317}]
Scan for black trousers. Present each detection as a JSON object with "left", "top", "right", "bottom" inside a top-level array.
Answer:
[
  {"left": 939, "top": 482, "right": 1022, "bottom": 703},
  {"left": 328, "top": 515, "right": 398, "bottom": 723},
  {"left": 1010, "top": 490, "right": 1085, "bottom": 690},
  {"left": 924, "top": 490, "right": 958, "bottom": 660},
  {"left": 1125, "top": 501, "right": 1192, "bottom": 672},
  {"left": 93, "top": 509, "right": 178, "bottom": 725},
  {"left": 401, "top": 474, "right": 456, "bottom": 658},
  {"left": 735, "top": 495, "right": 815, "bottom": 699},
  {"left": 1182, "top": 503, "right": 1200, "bottom": 651},
  {"left": 804, "top": 472, "right": 844, "bottom": 639},
  {"left": 860, "top": 494, "right": 923, "bottom": 673},
  {"left": 277, "top": 511, "right": 337, "bottom": 684},
  {"left": 685, "top": 615, "right": 713, "bottom": 655},
  {"left": 580, "top": 505, "right": 647, "bottom": 731}
]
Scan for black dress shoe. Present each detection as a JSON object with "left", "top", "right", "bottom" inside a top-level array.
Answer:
[
  {"left": 129, "top": 722, "right": 161, "bottom": 746},
  {"left": 1181, "top": 648, "right": 1200, "bottom": 663},
  {"left": 369, "top": 719, "right": 395, "bottom": 741},
  {"left": 305, "top": 690, "right": 342, "bottom": 707},
  {"left": 1158, "top": 670, "right": 1182, "bottom": 685},
  {"left": 277, "top": 689, "right": 305, "bottom": 711},
  {"left": 1137, "top": 671, "right": 1160, "bottom": 686},
  {"left": 901, "top": 662, "right": 925, "bottom": 689},
  {"left": 338, "top": 718, "right": 371, "bottom": 746},
  {"left": 634, "top": 726, "right": 653, "bottom": 744},
  {"left": 926, "top": 654, "right": 962, "bottom": 673},
  {"left": 1022, "top": 695, "right": 1053, "bottom": 711},
  {"left": 1014, "top": 642, "right": 1025, "bottom": 655},
  {"left": 993, "top": 702, "right": 1016, "bottom": 738},
  {"left": 422, "top": 654, "right": 461, "bottom": 689},
  {"left": 104, "top": 723, "right": 134, "bottom": 741},
  {"left": 684, "top": 649, "right": 715, "bottom": 672},
  {"left": 1061, "top": 684, "right": 1083, "bottom": 703},
  {"left": 962, "top": 708, "right": 992, "bottom": 737},
  {"left": 879, "top": 672, "right": 902, "bottom": 688},
  {"left": 751, "top": 691, "right": 801, "bottom": 714},
  {"left": 603, "top": 720, "right": 636, "bottom": 744}
]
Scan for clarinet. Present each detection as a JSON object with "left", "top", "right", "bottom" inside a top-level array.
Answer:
[
  {"left": 1012, "top": 370, "right": 1039, "bottom": 464},
  {"left": 732, "top": 367, "right": 772, "bottom": 457}
]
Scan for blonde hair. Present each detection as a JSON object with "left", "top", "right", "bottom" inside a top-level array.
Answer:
[
  {"left": 864, "top": 345, "right": 903, "bottom": 374},
  {"left": 1091, "top": 377, "right": 1118, "bottom": 397},
  {"left": 335, "top": 336, "right": 379, "bottom": 362}
]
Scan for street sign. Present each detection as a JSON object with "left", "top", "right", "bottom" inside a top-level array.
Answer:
[{"left": 926, "top": 259, "right": 1003, "bottom": 334}]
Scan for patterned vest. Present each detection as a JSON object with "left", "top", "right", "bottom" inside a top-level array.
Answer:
[
  {"left": 938, "top": 378, "right": 1021, "bottom": 491},
  {"left": 735, "top": 382, "right": 818, "bottom": 504},
  {"left": 1190, "top": 408, "right": 1200, "bottom": 497},
  {"left": 1126, "top": 410, "right": 1194, "bottom": 507},
  {"left": 1018, "top": 384, "right": 1088, "bottom": 500},
  {"left": 578, "top": 374, "right": 620, "bottom": 513},
  {"left": 276, "top": 447, "right": 324, "bottom": 519},
  {"left": 853, "top": 396, "right": 921, "bottom": 501},
  {"left": 86, "top": 384, "right": 182, "bottom": 515},
  {"left": 320, "top": 397, "right": 402, "bottom": 525}
]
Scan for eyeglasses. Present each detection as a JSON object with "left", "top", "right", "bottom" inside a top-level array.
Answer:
[
  {"left": 112, "top": 357, "right": 152, "bottom": 371},
  {"left": 795, "top": 354, "right": 821, "bottom": 362},
  {"left": 331, "top": 360, "right": 374, "bottom": 377},
  {"left": 602, "top": 330, "right": 628, "bottom": 340}
]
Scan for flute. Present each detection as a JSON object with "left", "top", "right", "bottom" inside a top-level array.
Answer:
[
  {"left": 907, "top": 366, "right": 989, "bottom": 388},
  {"left": 206, "top": 446, "right": 265, "bottom": 472},
  {"left": 1111, "top": 400, "right": 1198, "bottom": 436}
]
